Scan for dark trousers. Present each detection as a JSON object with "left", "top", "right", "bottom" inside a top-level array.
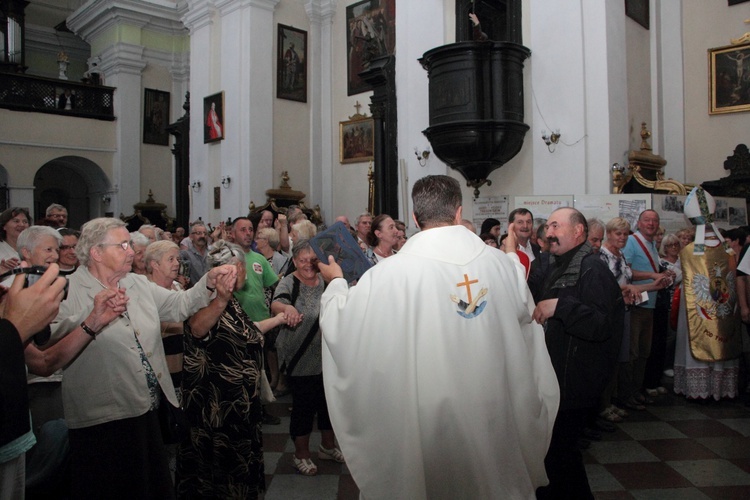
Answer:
[
  {"left": 288, "top": 374, "right": 332, "bottom": 439},
  {"left": 536, "top": 408, "right": 594, "bottom": 500},
  {"left": 69, "top": 410, "right": 174, "bottom": 500},
  {"left": 644, "top": 305, "right": 670, "bottom": 389}
]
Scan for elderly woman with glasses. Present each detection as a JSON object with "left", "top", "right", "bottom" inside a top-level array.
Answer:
[
  {"left": 49, "top": 218, "right": 237, "bottom": 499},
  {"left": 271, "top": 240, "right": 345, "bottom": 476}
]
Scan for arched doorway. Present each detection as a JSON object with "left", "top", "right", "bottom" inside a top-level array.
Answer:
[{"left": 33, "top": 156, "right": 110, "bottom": 230}]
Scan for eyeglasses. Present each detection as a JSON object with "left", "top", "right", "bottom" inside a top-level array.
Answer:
[
  {"left": 665, "top": 243, "right": 680, "bottom": 248},
  {"left": 60, "top": 244, "right": 77, "bottom": 250},
  {"left": 99, "top": 241, "right": 134, "bottom": 251}
]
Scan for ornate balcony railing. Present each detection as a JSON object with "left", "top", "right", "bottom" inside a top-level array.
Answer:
[{"left": 0, "top": 72, "right": 115, "bottom": 121}]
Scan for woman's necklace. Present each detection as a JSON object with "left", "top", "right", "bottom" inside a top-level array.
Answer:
[{"left": 374, "top": 244, "right": 392, "bottom": 258}]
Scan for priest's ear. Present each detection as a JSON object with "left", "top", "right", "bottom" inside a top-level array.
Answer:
[
  {"left": 453, "top": 205, "right": 463, "bottom": 225},
  {"left": 411, "top": 212, "right": 421, "bottom": 230}
]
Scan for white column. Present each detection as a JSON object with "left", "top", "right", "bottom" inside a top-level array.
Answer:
[
  {"left": 183, "top": 2, "right": 215, "bottom": 221},
  {"left": 530, "top": 1, "right": 628, "bottom": 195},
  {"left": 98, "top": 43, "right": 147, "bottom": 215},
  {"left": 651, "top": 0, "right": 685, "bottom": 183},
  {"left": 395, "top": 0, "right": 446, "bottom": 223},
  {"left": 305, "top": 0, "right": 336, "bottom": 222},
  {"left": 242, "top": 0, "right": 281, "bottom": 216}
]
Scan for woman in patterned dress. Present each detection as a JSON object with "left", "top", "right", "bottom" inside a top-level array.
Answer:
[{"left": 176, "top": 241, "right": 289, "bottom": 499}]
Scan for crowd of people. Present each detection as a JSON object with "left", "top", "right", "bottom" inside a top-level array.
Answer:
[{"left": 2, "top": 184, "right": 750, "bottom": 499}]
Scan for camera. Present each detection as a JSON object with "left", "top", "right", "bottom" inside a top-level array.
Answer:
[{"left": 0, "top": 265, "right": 70, "bottom": 345}]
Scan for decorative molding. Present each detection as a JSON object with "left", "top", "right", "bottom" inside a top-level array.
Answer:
[
  {"left": 68, "top": 0, "right": 188, "bottom": 43},
  {"left": 0, "top": 139, "right": 117, "bottom": 153},
  {"left": 181, "top": 1, "right": 215, "bottom": 33},
  {"left": 247, "top": 0, "right": 282, "bottom": 13},
  {"left": 304, "top": 0, "right": 337, "bottom": 23},
  {"left": 26, "top": 24, "right": 91, "bottom": 62},
  {"left": 98, "top": 43, "right": 148, "bottom": 76}
]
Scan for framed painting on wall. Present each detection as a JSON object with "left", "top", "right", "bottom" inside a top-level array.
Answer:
[
  {"left": 346, "top": 0, "right": 396, "bottom": 96},
  {"left": 203, "top": 92, "right": 225, "bottom": 143},
  {"left": 340, "top": 117, "right": 374, "bottom": 163},
  {"left": 709, "top": 42, "right": 750, "bottom": 114},
  {"left": 277, "top": 24, "right": 307, "bottom": 102},
  {"left": 143, "top": 88, "right": 170, "bottom": 145}
]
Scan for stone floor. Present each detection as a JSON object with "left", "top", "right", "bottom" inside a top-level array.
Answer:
[{"left": 261, "top": 387, "right": 750, "bottom": 499}]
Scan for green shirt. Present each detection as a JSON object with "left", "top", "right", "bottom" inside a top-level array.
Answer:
[{"left": 234, "top": 250, "right": 279, "bottom": 321}]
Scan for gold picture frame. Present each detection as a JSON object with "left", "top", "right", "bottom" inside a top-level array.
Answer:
[
  {"left": 339, "top": 117, "right": 374, "bottom": 163},
  {"left": 709, "top": 42, "right": 750, "bottom": 115}
]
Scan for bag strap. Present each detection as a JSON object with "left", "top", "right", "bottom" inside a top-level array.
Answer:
[
  {"left": 633, "top": 233, "right": 658, "bottom": 273},
  {"left": 280, "top": 276, "right": 321, "bottom": 376}
]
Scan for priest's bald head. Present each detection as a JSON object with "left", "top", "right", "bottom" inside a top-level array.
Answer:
[{"left": 412, "top": 175, "right": 463, "bottom": 230}]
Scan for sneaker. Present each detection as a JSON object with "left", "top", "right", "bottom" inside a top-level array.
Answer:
[
  {"left": 318, "top": 445, "right": 345, "bottom": 463},
  {"left": 663, "top": 369, "right": 675, "bottom": 377},
  {"left": 656, "top": 386, "right": 668, "bottom": 395}
]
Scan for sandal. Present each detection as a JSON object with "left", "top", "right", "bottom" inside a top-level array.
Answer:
[
  {"left": 293, "top": 457, "right": 318, "bottom": 476},
  {"left": 599, "top": 408, "right": 623, "bottom": 423},
  {"left": 319, "top": 445, "right": 345, "bottom": 463},
  {"left": 610, "top": 405, "right": 629, "bottom": 418}
]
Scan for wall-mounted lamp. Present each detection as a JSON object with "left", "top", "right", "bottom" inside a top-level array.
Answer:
[
  {"left": 414, "top": 146, "right": 431, "bottom": 167},
  {"left": 191, "top": 181, "right": 202, "bottom": 192},
  {"left": 221, "top": 176, "right": 231, "bottom": 188},
  {"left": 611, "top": 162, "right": 626, "bottom": 174},
  {"left": 541, "top": 129, "right": 561, "bottom": 153},
  {"left": 101, "top": 195, "right": 111, "bottom": 205}
]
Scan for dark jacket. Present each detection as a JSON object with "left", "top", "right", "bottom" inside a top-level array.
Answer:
[
  {"left": 541, "top": 242, "right": 625, "bottom": 411},
  {"left": 0, "top": 318, "right": 30, "bottom": 447}
]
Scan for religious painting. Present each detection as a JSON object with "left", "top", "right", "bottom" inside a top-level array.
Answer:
[
  {"left": 203, "top": 92, "right": 225, "bottom": 143},
  {"left": 277, "top": 24, "right": 307, "bottom": 102},
  {"left": 709, "top": 42, "right": 750, "bottom": 115},
  {"left": 143, "top": 88, "right": 170, "bottom": 145},
  {"left": 339, "top": 117, "right": 374, "bottom": 163},
  {"left": 346, "top": 0, "right": 396, "bottom": 96},
  {"left": 214, "top": 186, "right": 221, "bottom": 209},
  {"left": 625, "top": 0, "right": 649, "bottom": 30}
]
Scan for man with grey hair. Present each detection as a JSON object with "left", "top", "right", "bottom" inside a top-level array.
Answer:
[
  {"left": 587, "top": 217, "right": 605, "bottom": 253},
  {"left": 318, "top": 175, "right": 559, "bottom": 499},
  {"left": 45, "top": 204, "right": 68, "bottom": 228},
  {"left": 354, "top": 212, "right": 372, "bottom": 246},
  {"left": 179, "top": 222, "right": 210, "bottom": 286}
]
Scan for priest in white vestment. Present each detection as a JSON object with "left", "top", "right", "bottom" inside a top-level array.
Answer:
[{"left": 318, "top": 175, "right": 560, "bottom": 499}]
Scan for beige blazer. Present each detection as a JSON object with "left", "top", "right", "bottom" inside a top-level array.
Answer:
[{"left": 51, "top": 267, "right": 212, "bottom": 429}]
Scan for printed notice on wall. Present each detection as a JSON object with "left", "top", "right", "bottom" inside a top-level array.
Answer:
[
  {"left": 513, "top": 196, "right": 574, "bottom": 222},
  {"left": 472, "top": 196, "right": 510, "bottom": 235}
]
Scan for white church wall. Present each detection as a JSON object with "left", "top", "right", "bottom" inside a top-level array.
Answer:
[
  {"left": 273, "top": 1, "right": 313, "bottom": 208},
  {"left": 140, "top": 63, "right": 178, "bottom": 209},
  {"left": 682, "top": 1, "right": 750, "bottom": 187}
]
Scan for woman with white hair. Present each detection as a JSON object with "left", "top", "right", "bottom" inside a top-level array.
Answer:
[
  {"left": 50, "top": 217, "right": 237, "bottom": 499},
  {"left": 130, "top": 231, "right": 150, "bottom": 275}
]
